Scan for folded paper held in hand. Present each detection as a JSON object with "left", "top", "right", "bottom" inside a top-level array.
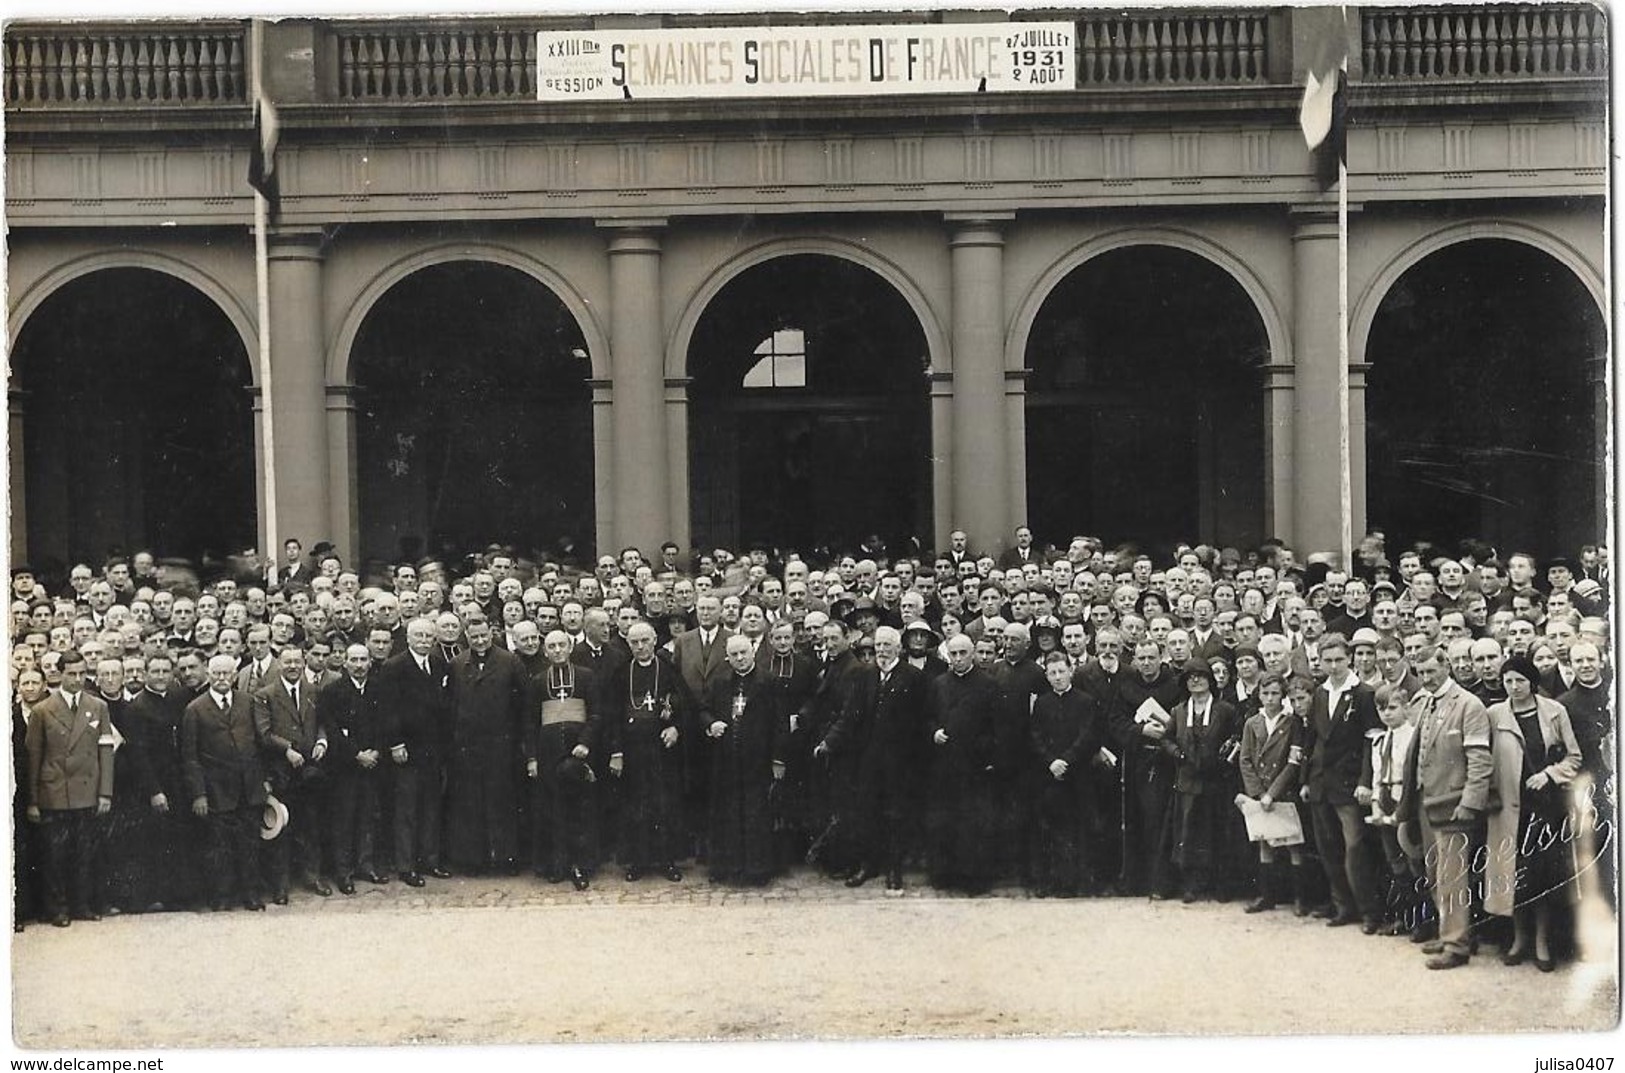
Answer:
[{"left": 1235, "top": 796, "right": 1305, "bottom": 847}]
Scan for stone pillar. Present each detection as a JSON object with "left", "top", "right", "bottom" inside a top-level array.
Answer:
[
  {"left": 947, "top": 213, "right": 1013, "bottom": 556},
  {"left": 325, "top": 384, "right": 360, "bottom": 563},
  {"left": 1591, "top": 357, "right": 1609, "bottom": 542},
  {"left": 265, "top": 226, "right": 330, "bottom": 556},
  {"left": 1348, "top": 361, "right": 1371, "bottom": 545},
  {"left": 1289, "top": 207, "right": 1345, "bottom": 560},
  {"left": 1004, "top": 369, "right": 1029, "bottom": 536},
  {"left": 9, "top": 389, "right": 27, "bottom": 563},
  {"left": 929, "top": 371, "right": 954, "bottom": 551},
  {"left": 1261, "top": 362, "right": 1296, "bottom": 542},
  {"left": 664, "top": 377, "right": 693, "bottom": 557},
  {"left": 601, "top": 220, "right": 669, "bottom": 559},
  {"left": 588, "top": 378, "right": 615, "bottom": 558}
]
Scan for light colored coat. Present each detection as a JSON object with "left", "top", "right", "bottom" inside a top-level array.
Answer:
[{"left": 1483, "top": 695, "right": 1583, "bottom": 916}]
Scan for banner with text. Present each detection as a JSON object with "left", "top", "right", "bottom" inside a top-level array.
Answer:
[{"left": 537, "top": 23, "right": 1075, "bottom": 100}]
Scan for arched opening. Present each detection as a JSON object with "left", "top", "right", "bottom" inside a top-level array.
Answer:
[
  {"left": 687, "top": 254, "right": 931, "bottom": 555},
  {"left": 349, "top": 261, "right": 593, "bottom": 565},
  {"left": 1365, "top": 238, "right": 1605, "bottom": 558},
  {"left": 11, "top": 267, "right": 255, "bottom": 569},
  {"left": 1024, "top": 246, "right": 1268, "bottom": 557}
]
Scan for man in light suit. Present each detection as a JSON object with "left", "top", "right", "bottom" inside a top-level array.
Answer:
[
  {"left": 24, "top": 650, "right": 115, "bottom": 926},
  {"left": 671, "top": 594, "right": 734, "bottom": 856},
  {"left": 183, "top": 654, "right": 268, "bottom": 911},
  {"left": 254, "top": 646, "right": 329, "bottom": 901},
  {"left": 1399, "top": 646, "right": 1494, "bottom": 970},
  {"left": 1300, "top": 633, "right": 1383, "bottom": 931}
]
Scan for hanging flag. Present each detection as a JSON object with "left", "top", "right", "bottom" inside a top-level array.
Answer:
[
  {"left": 248, "top": 92, "right": 281, "bottom": 211},
  {"left": 1296, "top": 6, "right": 1348, "bottom": 191}
]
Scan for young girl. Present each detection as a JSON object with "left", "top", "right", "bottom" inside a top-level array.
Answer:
[{"left": 1236, "top": 674, "right": 1306, "bottom": 913}]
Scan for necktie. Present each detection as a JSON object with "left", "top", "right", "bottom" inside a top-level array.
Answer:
[
  {"left": 291, "top": 685, "right": 300, "bottom": 709},
  {"left": 68, "top": 693, "right": 78, "bottom": 715}
]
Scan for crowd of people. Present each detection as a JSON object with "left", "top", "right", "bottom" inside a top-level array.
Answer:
[{"left": 9, "top": 528, "right": 1616, "bottom": 974}]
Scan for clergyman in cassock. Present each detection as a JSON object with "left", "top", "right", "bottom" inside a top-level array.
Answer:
[
  {"left": 924, "top": 634, "right": 1002, "bottom": 894},
  {"left": 526, "top": 630, "right": 601, "bottom": 890},
  {"left": 704, "top": 635, "right": 788, "bottom": 886},
  {"left": 607, "top": 622, "right": 685, "bottom": 883}
]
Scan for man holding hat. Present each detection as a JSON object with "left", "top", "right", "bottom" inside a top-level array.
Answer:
[{"left": 182, "top": 653, "right": 268, "bottom": 911}]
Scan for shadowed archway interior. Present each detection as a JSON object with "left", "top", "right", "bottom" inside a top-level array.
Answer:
[
  {"left": 12, "top": 267, "right": 255, "bottom": 570},
  {"left": 350, "top": 261, "right": 593, "bottom": 567},
  {"left": 1024, "top": 245, "right": 1269, "bottom": 559},
  {"left": 1365, "top": 237, "right": 1605, "bottom": 559},
  {"left": 687, "top": 253, "right": 931, "bottom": 558}
]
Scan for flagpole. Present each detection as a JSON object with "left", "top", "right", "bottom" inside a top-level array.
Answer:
[
  {"left": 252, "top": 18, "right": 279, "bottom": 588},
  {"left": 1337, "top": 155, "right": 1351, "bottom": 571}
]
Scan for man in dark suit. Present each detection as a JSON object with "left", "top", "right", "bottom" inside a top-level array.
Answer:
[
  {"left": 182, "top": 654, "right": 267, "bottom": 911},
  {"left": 378, "top": 616, "right": 453, "bottom": 887},
  {"left": 316, "top": 644, "right": 388, "bottom": 894},
  {"left": 817, "top": 625, "right": 926, "bottom": 892},
  {"left": 1301, "top": 633, "right": 1382, "bottom": 932},
  {"left": 671, "top": 594, "right": 734, "bottom": 856},
  {"left": 124, "top": 653, "right": 201, "bottom": 910},
  {"left": 446, "top": 617, "right": 527, "bottom": 874},
  {"left": 24, "top": 650, "right": 115, "bottom": 926},
  {"left": 996, "top": 526, "right": 1039, "bottom": 571},
  {"left": 254, "top": 646, "right": 329, "bottom": 900}
]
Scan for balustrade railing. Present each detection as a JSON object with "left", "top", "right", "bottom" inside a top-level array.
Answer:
[
  {"left": 1078, "top": 12, "right": 1271, "bottom": 85},
  {"left": 5, "top": 26, "right": 245, "bottom": 104},
  {"left": 1361, "top": 6, "right": 1607, "bottom": 79},
  {"left": 336, "top": 26, "right": 537, "bottom": 100}
]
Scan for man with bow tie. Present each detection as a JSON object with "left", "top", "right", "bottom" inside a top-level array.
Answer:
[{"left": 182, "top": 654, "right": 268, "bottom": 911}]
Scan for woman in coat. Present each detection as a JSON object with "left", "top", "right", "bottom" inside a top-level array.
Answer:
[{"left": 1484, "top": 654, "right": 1583, "bottom": 972}]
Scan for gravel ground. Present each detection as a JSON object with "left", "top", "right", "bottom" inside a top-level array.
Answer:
[{"left": 11, "top": 867, "right": 1619, "bottom": 1050}]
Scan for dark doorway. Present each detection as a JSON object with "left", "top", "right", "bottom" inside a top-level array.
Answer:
[
  {"left": 688, "top": 255, "right": 932, "bottom": 558},
  {"left": 1365, "top": 238, "right": 1604, "bottom": 559},
  {"left": 350, "top": 262, "right": 593, "bottom": 565},
  {"left": 12, "top": 268, "right": 255, "bottom": 568},
  {"left": 1024, "top": 246, "right": 1268, "bottom": 559}
]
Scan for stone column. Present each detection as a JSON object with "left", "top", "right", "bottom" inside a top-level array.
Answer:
[
  {"left": 1261, "top": 362, "right": 1296, "bottom": 542},
  {"left": 588, "top": 378, "right": 615, "bottom": 557},
  {"left": 947, "top": 213, "right": 1014, "bottom": 556},
  {"left": 601, "top": 220, "right": 669, "bottom": 558},
  {"left": 9, "top": 390, "right": 26, "bottom": 563},
  {"left": 1004, "top": 369, "right": 1030, "bottom": 535},
  {"left": 265, "top": 226, "right": 330, "bottom": 556},
  {"left": 324, "top": 384, "right": 360, "bottom": 562},
  {"left": 664, "top": 377, "right": 693, "bottom": 556},
  {"left": 1289, "top": 206, "right": 1345, "bottom": 560},
  {"left": 929, "top": 371, "right": 954, "bottom": 551}
]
